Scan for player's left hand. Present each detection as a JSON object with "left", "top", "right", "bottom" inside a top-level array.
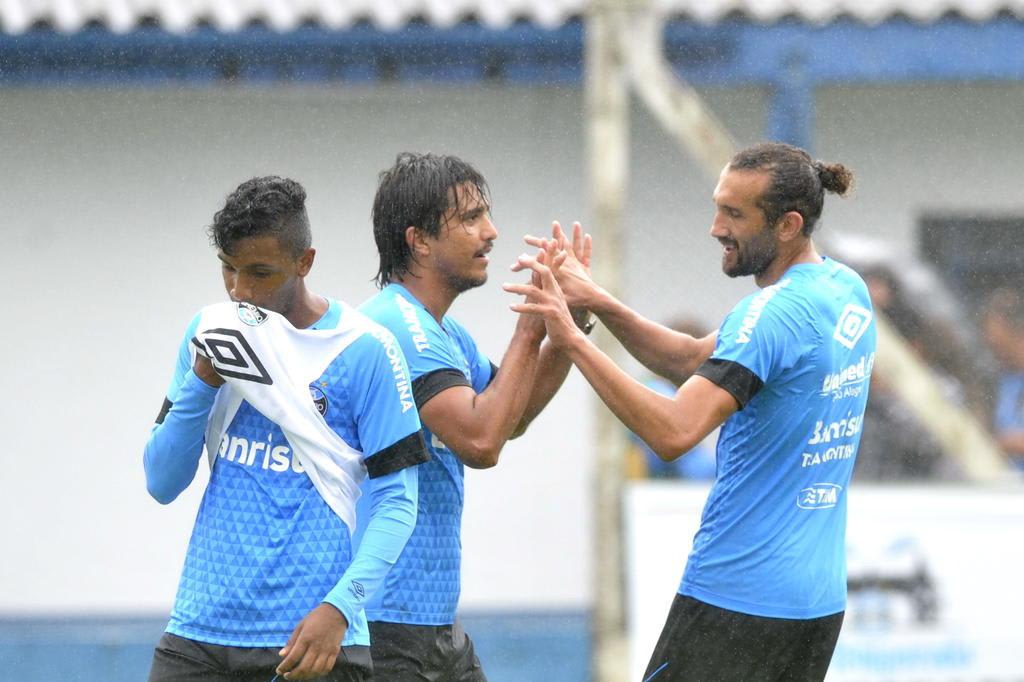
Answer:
[
  {"left": 276, "top": 603, "right": 348, "bottom": 680},
  {"left": 504, "top": 250, "right": 583, "bottom": 351},
  {"left": 521, "top": 221, "right": 596, "bottom": 322}
]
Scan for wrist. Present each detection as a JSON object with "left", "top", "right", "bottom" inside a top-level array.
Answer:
[
  {"left": 515, "top": 317, "right": 546, "bottom": 344},
  {"left": 563, "top": 329, "right": 591, "bottom": 360},
  {"left": 321, "top": 593, "right": 355, "bottom": 629},
  {"left": 587, "top": 286, "right": 615, "bottom": 319},
  {"left": 577, "top": 313, "right": 597, "bottom": 335}
]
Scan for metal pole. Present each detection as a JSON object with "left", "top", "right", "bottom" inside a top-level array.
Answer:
[{"left": 586, "top": 2, "right": 631, "bottom": 680}]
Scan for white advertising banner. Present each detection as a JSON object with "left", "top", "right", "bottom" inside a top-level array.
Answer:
[{"left": 625, "top": 482, "right": 1024, "bottom": 681}]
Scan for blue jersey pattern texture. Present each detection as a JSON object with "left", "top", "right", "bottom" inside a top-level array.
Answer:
[
  {"left": 681, "top": 259, "right": 876, "bottom": 619},
  {"left": 358, "top": 283, "right": 493, "bottom": 625},
  {"left": 163, "top": 300, "right": 421, "bottom": 647}
]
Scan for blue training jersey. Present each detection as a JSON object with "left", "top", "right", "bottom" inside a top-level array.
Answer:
[
  {"left": 358, "top": 283, "right": 494, "bottom": 625},
  {"left": 683, "top": 258, "right": 876, "bottom": 619},
  {"left": 164, "top": 299, "right": 423, "bottom": 646}
]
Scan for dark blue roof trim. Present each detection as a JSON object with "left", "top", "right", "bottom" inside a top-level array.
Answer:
[{"left": 1, "top": 17, "right": 1023, "bottom": 86}]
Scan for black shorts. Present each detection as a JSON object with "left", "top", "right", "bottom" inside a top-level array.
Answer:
[
  {"left": 643, "top": 594, "right": 844, "bottom": 682},
  {"left": 148, "top": 632, "right": 372, "bottom": 682},
  {"left": 368, "top": 620, "right": 486, "bottom": 682}
]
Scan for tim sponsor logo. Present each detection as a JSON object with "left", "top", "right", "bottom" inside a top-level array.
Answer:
[
  {"left": 394, "top": 294, "right": 430, "bottom": 352},
  {"left": 833, "top": 304, "right": 873, "bottom": 349},
  {"left": 736, "top": 279, "right": 791, "bottom": 344},
  {"left": 798, "top": 483, "right": 842, "bottom": 510},
  {"left": 216, "top": 434, "right": 305, "bottom": 474}
]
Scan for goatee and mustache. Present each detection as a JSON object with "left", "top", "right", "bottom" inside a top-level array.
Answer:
[{"left": 720, "top": 225, "right": 778, "bottom": 278}]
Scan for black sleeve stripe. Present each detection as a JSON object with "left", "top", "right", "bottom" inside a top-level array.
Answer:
[
  {"left": 486, "top": 362, "right": 499, "bottom": 388},
  {"left": 412, "top": 368, "right": 472, "bottom": 408},
  {"left": 694, "top": 358, "right": 764, "bottom": 409},
  {"left": 365, "top": 431, "right": 430, "bottom": 478},
  {"left": 155, "top": 397, "right": 173, "bottom": 425}
]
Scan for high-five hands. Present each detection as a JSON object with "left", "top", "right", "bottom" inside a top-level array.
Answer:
[
  {"left": 520, "top": 221, "right": 596, "bottom": 316},
  {"left": 504, "top": 239, "right": 583, "bottom": 351}
]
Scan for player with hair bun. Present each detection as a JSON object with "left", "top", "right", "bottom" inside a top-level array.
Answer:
[{"left": 508, "top": 142, "right": 871, "bottom": 682}]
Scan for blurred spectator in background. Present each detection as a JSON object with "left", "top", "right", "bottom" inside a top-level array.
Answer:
[
  {"left": 982, "top": 287, "right": 1024, "bottom": 470},
  {"left": 855, "top": 373, "right": 961, "bottom": 480},
  {"left": 852, "top": 264, "right": 965, "bottom": 481},
  {"left": 624, "top": 317, "right": 717, "bottom": 481}
]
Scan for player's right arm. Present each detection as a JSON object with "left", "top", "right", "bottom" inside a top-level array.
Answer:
[
  {"left": 522, "top": 228, "right": 715, "bottom": 385},
  {"left": 417, "top": 313, "right": 545, "bottom": 469},
  {"left": 143, "top": 314, "right": 220, "bottom": 504},
  {"left": 588, "top": 298, "right": 716, "bottom": 385}
]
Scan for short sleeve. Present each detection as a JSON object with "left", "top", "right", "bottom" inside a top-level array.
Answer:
[
  {"left": 383, "top": 295, "right": 469, "bottom": 381},
  {"left": 696, "top": 285, "right": 806, "bottom": 407},
  {"left": 447, "top": 320, "right": 494, "bottom": 394},
  {"left": 360, "top": 289, "right": 491, "bottom": 407},
  {"left": 347, "top": 329, "right": 429, "bottom": 479}
]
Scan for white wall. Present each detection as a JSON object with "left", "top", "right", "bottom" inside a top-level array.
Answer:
[{"left": 1, "top": 81, "right": 1022, "bottom": 614}]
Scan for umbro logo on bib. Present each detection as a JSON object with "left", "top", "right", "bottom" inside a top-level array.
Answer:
[{"left": 192, "top": 328, "right": 273, "bottom": 385}]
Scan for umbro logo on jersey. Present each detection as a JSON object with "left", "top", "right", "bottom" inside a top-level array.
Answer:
[
  {"left": 833, "top": 304, "right": 872, "bottom": 349},
  {"left": 348, "top": 581, "right": 365, "bottom": 600},
  {"left": 236, "top": 301, "right": 269, "bottom": 326},
  {"left": 192, "top": 328, "right": 273, "bottom": 385},
  {"left": 310, "top": 384, "right": 329, "bottom": 417}
]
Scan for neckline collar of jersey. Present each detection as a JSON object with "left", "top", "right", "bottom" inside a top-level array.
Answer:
[
  {"left": 310, "top": 297, "right": 341, "bottom": 330},
  {"left": 387, "top": 282, "right": 430, "bottom": 313},
  {"left": 782, "top": 255, "right": 833, "bottom": 276},
  {"left": 385, "top": 282, "right": 451, "bottom": 331}
]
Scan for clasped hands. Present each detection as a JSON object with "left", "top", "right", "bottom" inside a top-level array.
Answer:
[{"left": 504, "top": 221, "right": 596, "bottom": 351}]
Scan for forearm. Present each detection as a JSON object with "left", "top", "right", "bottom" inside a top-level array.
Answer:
[
  {"left": 565, "top": 333, "right": 707, "bottom": 460},
  {"left": 589, "top": 288, "right": 713, "bottom": 384},
  {"left": 323, "top": 468, "right": 417, "bottom": 625},
  {"left": 512, "top": 341, "right": 573, "bottom": 438},
  {"left": 458, "top": 325, "right": 544, "bottom": 465},
  {"left": 143, "top": 370, "right": 218, "bottom": 504}
]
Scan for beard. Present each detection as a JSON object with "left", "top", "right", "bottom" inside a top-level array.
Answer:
[
  {"left": 448, "top": 270, "right": 488, "bottom": 293},
  {"left": 722, "top": 225, "right": 778, "bottom": 278}
]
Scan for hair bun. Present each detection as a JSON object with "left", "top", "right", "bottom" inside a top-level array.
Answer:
[{"left": 814, "top": 161, "right": 853, "bottom": 196}]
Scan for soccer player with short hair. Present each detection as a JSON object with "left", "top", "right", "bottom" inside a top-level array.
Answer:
[
  {"left": 508, "top": 143, "right": 873, "bottom": 681},
  {"left": 358, "top": 152, "right": 587, "bottom": 680},
  {"left": 143, "top": 176, "right": 428, "bottom": 681}
]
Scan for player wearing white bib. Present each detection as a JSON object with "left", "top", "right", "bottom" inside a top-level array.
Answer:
[{"left": 144, "top": 177, "right": 428, "bottom": 682}]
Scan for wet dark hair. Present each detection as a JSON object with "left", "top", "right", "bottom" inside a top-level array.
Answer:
[
  {"left": 371, "top": 152, "right": 490, "bottom": 288},
  {"left": 208, "top": 176, "right": 312, "bottom": 257},
  {"left": 729, "top": 142, "right": 853, "bottom": 236}
]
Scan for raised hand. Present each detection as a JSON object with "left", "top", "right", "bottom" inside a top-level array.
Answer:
[
  {"left": 519, "top": 221, "right": 598, "bottom": 313},
  {"left": 276, "top": 603, "right": 348, "bottom": 680},
  {"left": 504, "top": 250, "right": 582, "bottom": 351}
]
